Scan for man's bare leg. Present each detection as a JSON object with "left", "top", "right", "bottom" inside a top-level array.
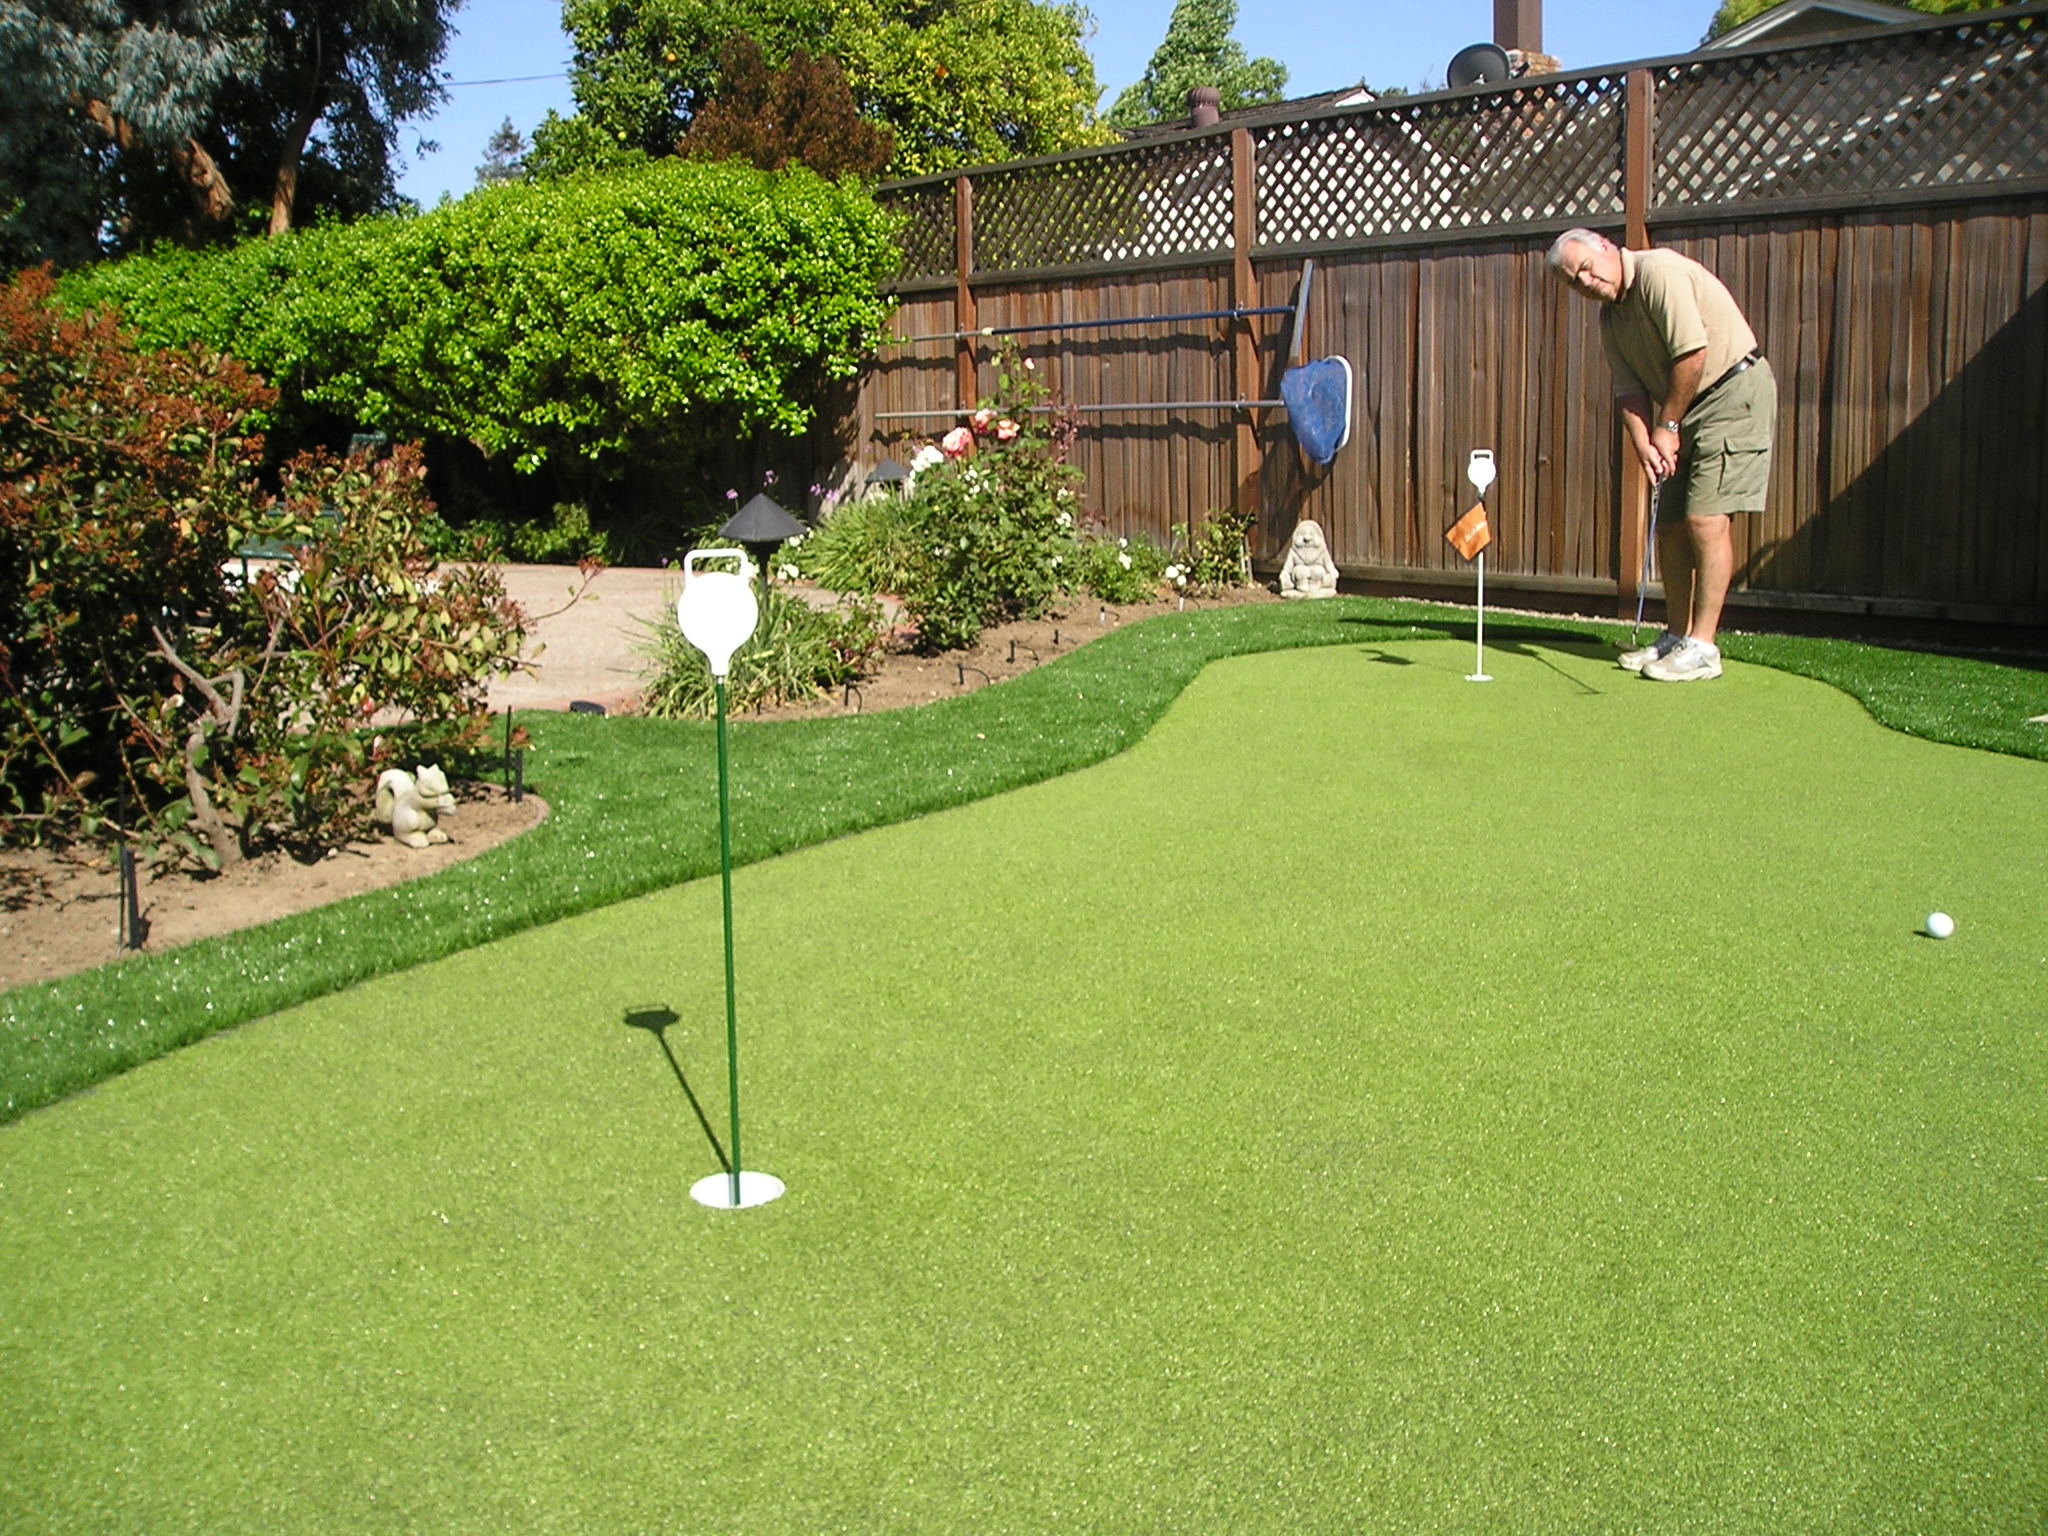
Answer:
[
  {"left": 1657, "top": 517, "right": 1696, "bottom": 636},
  {"left": 1684, "top": 513, "right": 1734, "bottom": 646}
]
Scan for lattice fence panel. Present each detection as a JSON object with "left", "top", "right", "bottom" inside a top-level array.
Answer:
[
  {"left": 971, "top": 138, "right": 1234, "bottom": 274},
  {"left": 877, "top": 182, "right": 956, "bottom": 284},
  {"left": 1655, "top": 14, "right": 2048, "bottom": 209},
  {"left": 1255, "top": 74, "right": 1627, "bottom": 247}
]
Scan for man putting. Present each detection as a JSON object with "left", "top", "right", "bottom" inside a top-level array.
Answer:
[{"left": 1547, "top": 228, "right": 1775, "bottom": 682}]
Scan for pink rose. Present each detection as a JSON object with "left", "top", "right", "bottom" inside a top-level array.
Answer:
[
  {"left": 940, "top": 426, "right": 975, "bottom": 459},
  {"left": 994, "top": 418, "right": 1020, "bottom": 442},
  {"left": 970, "top": 408, "right": 996, "bottom": 433}
]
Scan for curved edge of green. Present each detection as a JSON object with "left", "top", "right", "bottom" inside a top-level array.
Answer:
[{"left": 5, "top": 597, "right": 2044, "bottom": 1122}]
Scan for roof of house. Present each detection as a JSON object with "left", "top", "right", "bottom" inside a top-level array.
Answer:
[{"left": 1707, "top": 0, "right": 1917, "bottom": 51}]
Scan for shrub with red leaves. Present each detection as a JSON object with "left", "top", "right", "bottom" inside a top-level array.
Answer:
[
  {"left": 0, "top": 268, "right": 526, "bottom": 868},
  {"left": 0, "top": 267, "right": 272, "bottom": 846}
]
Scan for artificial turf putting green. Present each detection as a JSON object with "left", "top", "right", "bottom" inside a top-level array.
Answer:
[{"left": 3, "top": 637, "right": 2045, "bottom": 1532}]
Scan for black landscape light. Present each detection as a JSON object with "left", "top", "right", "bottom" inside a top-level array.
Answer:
[
  {"left": 864, "top": 458, "right": 910, "bottom": 493},
  {"left": 718, "top": 493, "right": 806, "bottom": 582}
]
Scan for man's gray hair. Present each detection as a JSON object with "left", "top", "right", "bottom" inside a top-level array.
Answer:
[{"left": 1544, "top": 228, "right": 1610, "bottom": 273}]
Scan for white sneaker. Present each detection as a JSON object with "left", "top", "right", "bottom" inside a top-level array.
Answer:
[
  {"left": 1619, "top": 631, "right": 1681, "bottom": 673},
  {"left": 1641, "top": 637, "right": 1722, "bottom": 682}
]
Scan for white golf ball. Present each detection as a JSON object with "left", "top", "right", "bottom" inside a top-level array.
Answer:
[{"left": 1925, "top": 911, "right": 1955, "bottom": 940}]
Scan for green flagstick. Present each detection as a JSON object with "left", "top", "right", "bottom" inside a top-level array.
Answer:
[
  {"left": 677, "top": 548, "right": 784, "bottom": 1211},
  {"left": 714, "top": 672, "right": 742, "bottom": 1211}
]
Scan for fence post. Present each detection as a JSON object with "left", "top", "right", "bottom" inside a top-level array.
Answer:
[
  {"left": 1618, "top": 66, "right": 1656, "bottom": 620},
  {"left": 1232, "top": 128, "right": 1262, "bottom": 525},
  {"left": 954, "top": 174, "right": 977, "bottom": 415}
]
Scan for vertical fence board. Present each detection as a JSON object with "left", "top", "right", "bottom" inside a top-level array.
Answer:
[{"left": 2027, "top": 210, "right": 2048, "bottom": 604}]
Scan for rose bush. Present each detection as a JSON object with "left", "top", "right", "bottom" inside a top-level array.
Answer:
[{"left": 890, "top": 349, "right": 1084, "bottom": 650}]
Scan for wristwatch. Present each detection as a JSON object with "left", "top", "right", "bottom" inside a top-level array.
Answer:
[{"left": 1658, "top": 419, "right": 1682, "bottom": 434}]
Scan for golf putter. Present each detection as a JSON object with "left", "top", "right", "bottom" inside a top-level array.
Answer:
[{"left": 1632, "top": 478, "right": 1662, "bottom": 645}]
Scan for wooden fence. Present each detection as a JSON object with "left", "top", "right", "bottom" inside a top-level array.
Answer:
[{"left": 854, "top": 3, "right": 2048, "bottom": 628}]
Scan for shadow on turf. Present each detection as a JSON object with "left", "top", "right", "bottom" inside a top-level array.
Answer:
[
  {"left": 624, "top": 1006, "right": 730, "bottom": 1172},
  {"left": 1347, "top": 618, "right": 1617, "bottom": 695}
]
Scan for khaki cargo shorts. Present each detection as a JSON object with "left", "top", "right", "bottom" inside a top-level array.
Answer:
[{"left": 1664, "top": 358, "right": 1776, "bottom": 519}]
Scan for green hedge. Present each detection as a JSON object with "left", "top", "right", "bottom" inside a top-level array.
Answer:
[{"left": 60, "top": 160, "right": 900, "bottom": 476}]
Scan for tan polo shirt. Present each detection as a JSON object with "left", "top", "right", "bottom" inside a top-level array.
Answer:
[{"left": 1599, "top": 247, "right": 1758, "bottom": 405}]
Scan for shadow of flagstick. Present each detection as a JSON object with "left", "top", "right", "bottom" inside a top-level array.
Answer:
[
  {"left": 624, "top": 1006, "right": 730, "bottom": 1173},
  {"left": 1342, "top": 622, "right": 1613, "bottom": 696}
]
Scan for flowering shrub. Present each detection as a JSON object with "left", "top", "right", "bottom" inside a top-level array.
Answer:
[
  {"left": 891, "top": 348, "right": 1083, "bottom": 651},
  {"left": 1078, "top": 531, "right": 1171, "bottom": 605},
  {"left": 1174, "top": 507, "right": 1257, "bottom": 594}
]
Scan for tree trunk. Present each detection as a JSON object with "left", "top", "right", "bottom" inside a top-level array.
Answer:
[
  {"left": 152, "top": 626, "right": 249, "bottom": 869},
  {"left": 179, "top": 715, "right": 245, "bottom": 869},
  {"left": 269, "top": 101, "right": 322, "bottom": 235},
  {"left": 168, "top": 134, "right": 236, "bottom": 241},
  {"left": 83, "top": 98, "right": 139, "bottom": 153},
  {"left": 270, "top": 28, "right": 328, "bottom": 237},
  {"left": 85, "top": 100, "right": 236, "bottom": 244}
]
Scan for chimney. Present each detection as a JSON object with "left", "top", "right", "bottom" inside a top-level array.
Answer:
[
  {"left": 1494, "top": 0, "right": 1541, "bottom": 54},
  {"left": 1188, "top": 87, "right": 1222, "bottom": 129}
]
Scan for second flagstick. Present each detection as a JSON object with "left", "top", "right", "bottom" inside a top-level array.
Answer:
[{"left": 1449, "top": 450, "right": 1496, "bottom": 682}]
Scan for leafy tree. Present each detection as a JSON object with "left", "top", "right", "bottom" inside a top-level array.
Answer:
[
  {"left": 239, "top": 0, "right": 458, "bottom": 235},
  {"left": 1704, "top": 0, "right": 2003, "bottom": 39},
  {"left": 677, "top": 33, "right": 892, "bottom": 178},
  {"left": 0, "top": 0, "right": 252, "bottom": 260},
  {"left": 530, "top": 0, "right": 1111, "bottom": 182},
  {"left": 0, "top": 0, "right": 455, "bottom": 263},
  {"left": 1105, "top": 0, "right": 1287, "bottom": 130},
  {"left": 476, "top": 117, "right": 530, "bottom": 186}
]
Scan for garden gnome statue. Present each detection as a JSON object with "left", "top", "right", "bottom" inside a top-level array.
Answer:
[{"left": 1279, "top": 519, "right": 1339, "bottom": 599}]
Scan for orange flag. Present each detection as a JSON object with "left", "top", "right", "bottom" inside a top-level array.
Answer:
[{"left": 1446, "top": 501, "right": 1491, "bottom": 560}]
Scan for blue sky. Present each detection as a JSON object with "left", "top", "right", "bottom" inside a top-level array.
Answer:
[{"left": 396, "top": 0, "right": 1720, "bottom": 206}]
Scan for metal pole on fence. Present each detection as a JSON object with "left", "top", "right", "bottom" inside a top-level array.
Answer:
[
  {"left": 874, "top": 399, "right": 1285, "bottom": 422},
  {"left": 886, "top": 304, "right": 1297, "bottom": 347}
]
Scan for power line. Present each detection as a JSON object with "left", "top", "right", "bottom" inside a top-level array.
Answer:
[{"left": 444, "top": 71, "right": 568, "bottom": 86}]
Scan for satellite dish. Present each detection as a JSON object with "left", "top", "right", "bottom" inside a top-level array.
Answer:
[{"left": 1446, "top": 42, "right": 1513, "bottom": 89}]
